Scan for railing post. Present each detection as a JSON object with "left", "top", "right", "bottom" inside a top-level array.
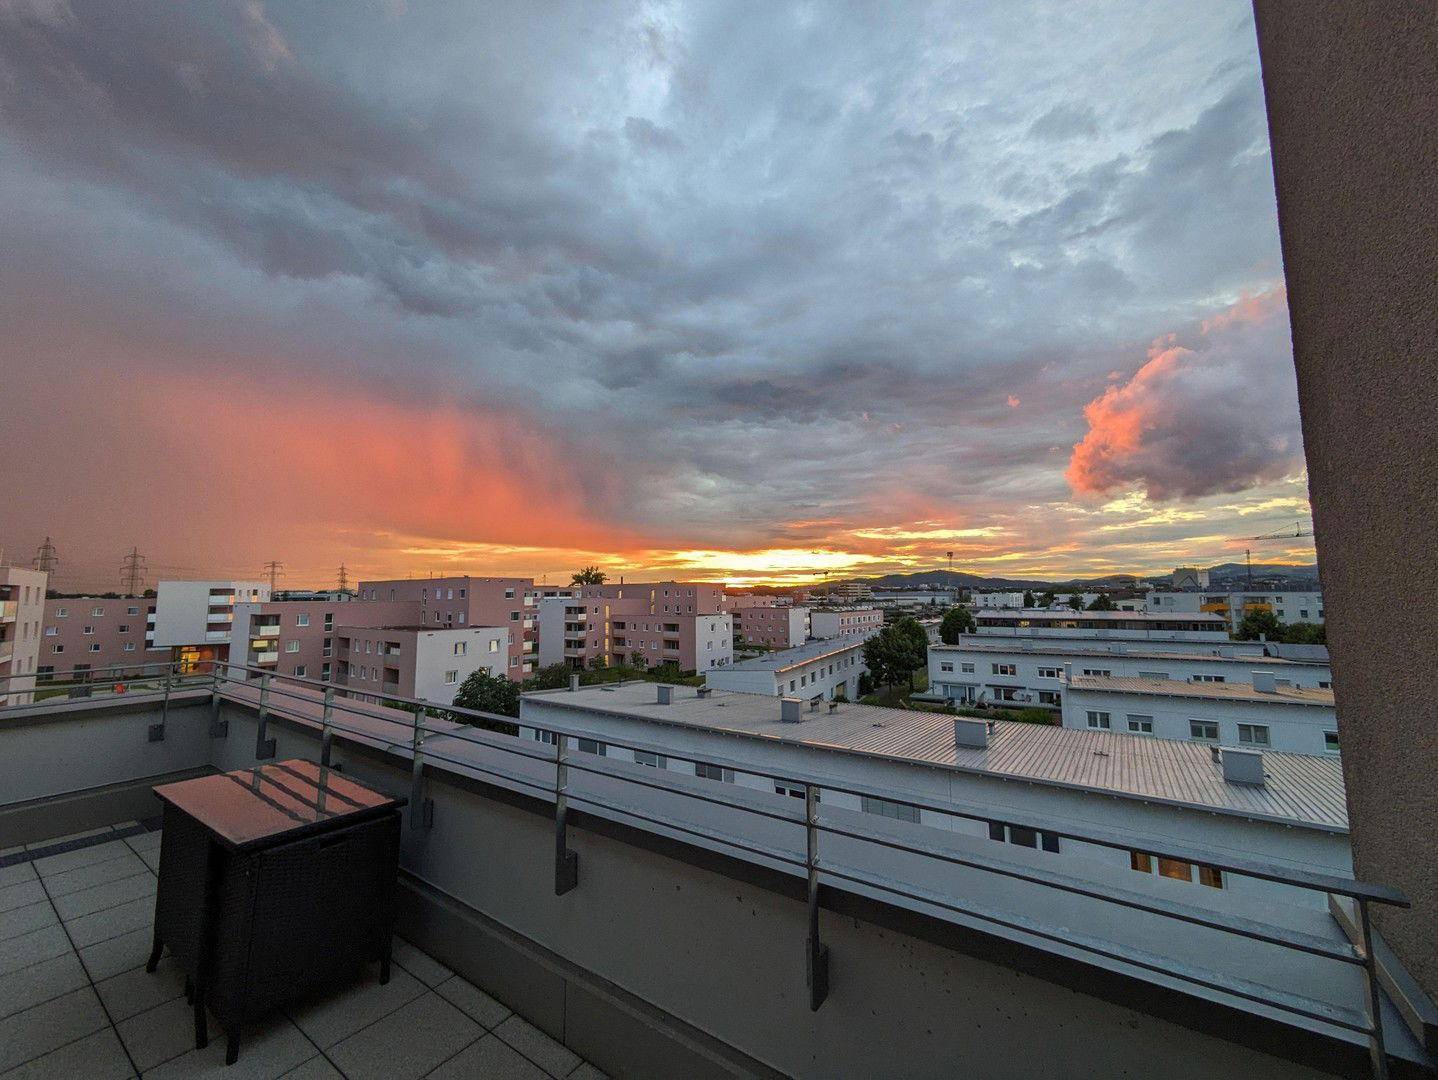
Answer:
[
  {"left": 148, "top": 664, "right": 172, "bottom": 742},
  {"left": 805, "top": 782, "right": 829, "bottom": 1010},
  {"left": 209, "top": 662, "right": 228, "bottom": 738},
  {"left": 554, "top": 734, "right": 579, "bottom": 895},
  {"left": 409, "top": 714, "right": 432, "bottom": 831},
  {"left": 253, "top": 672, "right": 276, "bottom": 760},
  {"left": 1356, "top": 899, "right": 1390, "bottom": 1079},
  {"left": 319, "top": 686, "right": 335, "bottom": 767}
]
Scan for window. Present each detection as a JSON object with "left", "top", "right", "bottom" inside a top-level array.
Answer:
[
  {"left": 127, "top": 606, "right": 139, "bottom": 615},
  {"left": 991, "top": 663, "right": 1016, "bottom": 676},
  {"left": 1131, "top": 851, "right": 1224, "bottom": 889},
  {"left": 88, "top": 643, "right": 101, "bottom": 652},
  {"left": 577, "top": 738, "right": 607, "bottom": 756},
  {"left": 321, "top": 663, "right": 331, "bottom": 681},
  {"left": 52, "top": 644, "right": 63, "bottom": 653},
  {"left": 117, "top": 624, "right": 130, "bottom": 633},
  {"left": 1036, "top": 667, "right": 1061, "bottom": 679},
  {"left": 939, "top": 662, "right": 954, "bottom": 673},
  {"left": 83, "top": 625, "right": 94, "bottom": 635},
  {"left": 1324, "top": 731, "right": 1340, "bottom": 752},
  {"left": 91, "top": 606, "right": 104, "bottom": 617},
  {"left": 1037, "top": 690, "right": 1061, "bottom": 706},
  {"left": 454, "top": 641, "right": 467, "bottom": 656},
  {"left": 285, "top": 641, "right": 300, "bottom": 653},
  {"left": 56, "top": 608, "right": 67, "bottom": 618},
  {"left": 1126, "top": 715, "right": 1154, "bottom": 734},
  {"left": 294, "top": 665, "right": 307, "bottom": 677},
  {"left": 861, "top": 797, "right": 919, "bottom": 823},
  {"left": 961, "top": 662, "right": 975, "bottom": 673},
  {"left": 1189, "top": 720, "right": 1220, "bottom": 741},
  {"left": 633, "top": 751, "right": 666, "bottom": 768},
  {"left": 1081, "top": 668, "right": 1112, "bottom": 677},
  {"left": 488, "top": 639, "right": 500, "bottom": 653},
  {"left": 296, "top": 613, "right": 309, "bottom": 626},
  {"left": 44, "top": 626, "right": 56, "bottom": 636},
  {"left": 1192, "top": 674, "right": 1227, "bottom": 683},
  {"left": 123, "top": 643, "right": 136, "bottom": 652},
  {"left": 774, "top": 782, "right": 817, "bottom": 801},
  {"left": 988, "top": 821, "right": 1060, "bottom": 853},
  {"left": 1137, "top": 671, "right": 1169, "bottom": 681},
  {"left": 444, "top": 670, "right": 458, "bottom": 685},
  {"left": 1237, "top": 724, "right": 1270, "bottom": 747},
  {"left": 695, "top": 762, "right": 734, "bottom": 783},
  {"left": 1085, "top": 711, "right": 1111, "bottom": 730},
  {"left": 532, "top": 730, "right": 558, "bottom": 746}
]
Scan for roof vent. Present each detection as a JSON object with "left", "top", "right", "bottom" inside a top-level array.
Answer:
[
  {"left": 1252, "top": 671, "right": 1277, "bottom": 693},
  {"left": 780, "top": 697, "right": 803, "bottom": 723},
  {"left": 656, "top": 685, "right": 674, "bottom": 705},
  {"left": 1221, "top": 746, "right": 1266, "bottom": 786},
  {"left": 569, "top": 674, "right": 580, "bottom": 692},
  {"left": 697, "top": 685, "right": 712, "bottom": 698},
  {"left": 953, "top": 717, "right": 988, "bottom": 750}
]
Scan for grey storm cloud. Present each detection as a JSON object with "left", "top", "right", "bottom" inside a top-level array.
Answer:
[{"left": 0, "top": 0, "right": 1295, "bottom": 547}]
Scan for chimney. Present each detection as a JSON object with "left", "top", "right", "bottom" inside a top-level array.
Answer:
[
  {"left": 1221, "top": 747, "right": 1266, "bottom": 786},
  {"left": 569, "top": 674, "right": 580, "bottom": 692},
  {"left": 656, "top": 685, "right": 673, "bottom": 705},
  {"left": 1252, "top": 671, "right": 1277, "bottom": 693},
  {"left": 780, "top": 696, "right": 803, "bottom": 723},
  {"left": 954, "top": 717, "right": 988, "bottom": 749},
  {"left": 1062, "top": 662, "right": 1073, "bottom": 684}
]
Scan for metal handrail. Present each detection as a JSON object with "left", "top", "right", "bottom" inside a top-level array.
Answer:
[{"left": 0, "top": 658, "right": 1411, "bottom": 1075}]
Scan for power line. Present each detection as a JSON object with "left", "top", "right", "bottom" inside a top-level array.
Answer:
[
  {"left": 262, "top": 560, "right": 285, "bottom": 591},
  {"left": 119, "top": 547, "right": 148, "bottom": 595},
  {"left": 336, "top": 564, "right": 350, "bottom": 592},
  {"left": 32, "top": 536, "right": 59, "bottom": 574}
]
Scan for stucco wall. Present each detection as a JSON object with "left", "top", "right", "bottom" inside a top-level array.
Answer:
[{"left": 1252, "top": 0, "right": 1438, "bottom": 996}]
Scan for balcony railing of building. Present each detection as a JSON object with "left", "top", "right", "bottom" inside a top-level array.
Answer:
[{"left": 0, "top": 661, "right": 1426, "bottom": 1078}]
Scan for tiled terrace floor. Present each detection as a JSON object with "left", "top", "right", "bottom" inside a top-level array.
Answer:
[{"left": 0, "top": 824, "right": 606, "bottom": 1079}]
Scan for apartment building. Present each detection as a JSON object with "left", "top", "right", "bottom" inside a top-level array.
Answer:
[
  {"left": 1147, "top": 589, "right": 1325, "bottom": 631},
  {"left": 731, "top": 597, "right": 809, "bottom": 649},
  {"left": 535, "top": 582, "right": 732, "bottom": 673},
  {"left": 357, "top": 576, "right": 539, "bottom": 678},
  {"left": 334, "top": 623, "right": 507, "bottom": 702},
  {"left": 611, "top": 610, "right": 733, "bottom": 672},
  {"left": 150, "top": 579, "right": 271, "bottom": 667},
  {"left": 704, "top": 637, "right": 867, "bottom": 700},
  {"left": 1061, "top": 672, "right": 1339, "bottom": 757},
  {"left": 227, "top": 598, "right": 419, "bottom": 683},
  {"left": 975, "top": 608, "right": 1230, "bottom": 642},
  {"left": 39, "top": 594, "right": 161, "bottom": 683},
  {"left": 928, "top": 638, "right": 1332, "bottom": 710},
  {"left": 808, "top": 606, "right": 882, "bottom": 640},
  {"left": 0, "top": 567, "right": 46, "bottom": 705}
]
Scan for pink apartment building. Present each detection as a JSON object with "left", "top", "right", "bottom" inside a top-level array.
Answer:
[
  {"left": 38, "top": 594, "right": 162, "bottom": 683},
  {"left": 536, "top": 581, "right": 733, "bottom": 672},
  {"left": 357, "top": 577, "right": 540, "bottom": 679},
  {"left": 730, "top": 596, "right": 810, "bottom": 649},
  {"left": 809, "top": 607, "right": 884, "bottom": 639},
  {"left": 1, "top": 568, "right": 47, "bottom": 705}
]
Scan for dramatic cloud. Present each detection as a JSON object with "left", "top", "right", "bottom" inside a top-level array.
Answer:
[
  {"left": 1067, "top": 289, "right": 1302, "bottom": 500},
  {"left": 0, "top": 0, "right": 1312, "bottom": 587}
]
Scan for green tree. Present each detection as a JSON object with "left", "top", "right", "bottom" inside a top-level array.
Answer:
[
  {"left": 1281, "top": 621, "right": 1326, "bottom": 645},
  {"left": 1067, "top": 593, "right": 1084, "bottom": 611},
  {"left": 452, "top": 669, "right": 521, "bottom": 718},
  {"left": 1039, "top": 591, "right": 1056, "bottom": 607},
  {"left": 1235, "top": 609, "right": 1283, "bottom": 641},
  {"left": 864, "top": 617, "right": 928, "bottom": 692},
  {"left": 570, "top": 566, "right": 607, "bottom": 585},
  {"left": 522, "top": 663, "right": 573, "bottom": 691},
  {"left": 1022, "top": 591, "right": 1036, "bottom": 608},
  {"left": 1086, "top": 593, "right": 1115, "bottom": 611},
  {"left": 939, "top": 606, "right": 977, "bottom": 644}
]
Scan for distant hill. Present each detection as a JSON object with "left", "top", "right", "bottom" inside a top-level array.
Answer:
[{"left": 851, "top": 563, "right": 1320, "bottom": 592}]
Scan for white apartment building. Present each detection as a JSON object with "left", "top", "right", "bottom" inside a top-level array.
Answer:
[
  {"left": 808, "top": 607, "right": 882, "bottom": 640},
  {"left": 1147, "top": 589, "right": 1325, "bottom": 631},
  {"left": 928, "top": 638, "right": 1332, "bottom": 710},
  {"left": 0, "top": 567, "right": 46, "bottom": 706},
  {"left": 703, "top": 638, "right": 867, "bottom": 701},
  {"left": 1061, "top": 672, "right": 1339, "bottom": 757},
  {"left": 149, "top": 579, "right": 271, "bottom": 662},
  {"left": 974, "top": 609, "right": 1230, "bottom": 642}
]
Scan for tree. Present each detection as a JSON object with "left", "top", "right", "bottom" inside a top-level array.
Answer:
[
  {"left": 522, "top": 663, "right": 572, "bottom": 691},
  {"left": 1022, "top": 591, "right": 1035, "bottom": 608},
  {"left": 893, "top": 616, "right": 930, "bottom": 689},
  {"left": 939, "top": 606, "right": 976, "bottom": 644},
  {"left": 1234, "top": 609, "right": 1283, "bottom": 641},
  {"left": 571, "top": 566, "right": 607, "bottom": 585},
  {"left": 452, "top": 669, "right": 521, "bottom": 718},
  {"left": 1086, "top": 593, "right": 1115, "bottom": 611},
  {"left": 1282, "top": 621, "right": 1326, "bottom": 645},
  {"left": 1067, "top": 593, "right": 1084, "bottom": 611},
  {"left": 1039, "top": 591, "right": 1056, "bottom": 608},
  {"left": 864, "top": 617, "right": 928, "bottom": 692}
]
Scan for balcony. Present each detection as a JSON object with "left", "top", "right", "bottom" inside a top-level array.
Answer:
[
  {"left": 204, "top": 629, "right": 229, "bottom": 643},
  {"left": 255, "top": 624, "right": 280, "bottom": 638},
  {"left": 0, "top": 600, "right": 16, "bottom": 623},
  {"left": 253, "top": 650, "right": 278, "bottom": 664},
  {"left": 0, "top": 665, "right": 1432, "bottom": 1079}
]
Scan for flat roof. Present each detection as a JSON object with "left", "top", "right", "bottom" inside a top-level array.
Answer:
[
  {"left": 1067, "top": 675, "right": 1334, "bottom": 707},
  {"left": 976, "top": 610, "right": 1227, "bottom": 623},
  {"left": 527, "top": 682, "right": 1347, "bottom": 831},
  {"left": 930, "top": 641, "right": 1326, "bottom": 666},
  {"left": 721, "top": 637, "right": 868, "bottom": 673},
  {"left": 335, "top": 623, "right": 504, "bottom": 633}
]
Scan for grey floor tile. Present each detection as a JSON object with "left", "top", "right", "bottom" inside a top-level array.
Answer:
[
  {"left": 138, "top": 849, "right": 162, "bottom": 873},
  {"left": 0, "top": 846, "right": 24, "bottom": 859},
  {"left": 393, "top": 940, "right": 453, "bottom": 988},
  {"left": 567, "top": 1064, "right": 608, "bottom": 1080},
  {"left": 33, "top": 839, "right": 132, "bottom": 878},
  {"left": 125, "top": 831, "right": 164, "bottom": 855},
  {"left": 143, "top": 1012, "right": 316, "bottom": 1080},
  {"left": 285, "top": 965, "right": 426, "bottom": 1049},
  {"left": 326, "top": 993, "right": 482, "bottom": 1080},
  {"left": 0, "top": 880, "right": 46, "bottom": 916},
  {"left": 0, "top": 1025, "right": 135, "bottom": 1080},
  {"left": 25, "top": 826, "right": 115, "bottom": 851},
  {"left": 277, "top": 1055, "right": 345, "bottom": 1079},
  {"left": 80, "top": 926, "right": 157, "bottom": 982},
  {"left": 44, "top": 851, "right": 150, "bottom": 898},
  {"left": 492, "top": 1016, "right": 580, "bottom": 1079},
  {"left": 0, "top": 901, "right": 58, "bottom": 943},
  {"left": 0, "top": 924, "right": 71, "bottom": 978},
  {"left": 0, "top": 864, "right": 37, "bottom": 890},
  {"left": 0, "top": 951, "right": 88, "bottom": 1022},
  {"left": 434, "top": 976, "right": 511, "bottom": 1030},
  {"left": 426, "top": 1033, "right": 548, "bottom": 1080},
  {"left": 95, "top": 953, "right": 187, "bottom": 1022},
  {"left": 116, "top": 995, "right": 209, "bottom": 1073},
  {"left": 0, "top": 985, "right": 108, "bottom": 1072},
  {"left": 63, "top": 895, "right": 153, "bottom": 948},
  {"left": 54, "top": 872, "right": 156, "bottom": 922}
]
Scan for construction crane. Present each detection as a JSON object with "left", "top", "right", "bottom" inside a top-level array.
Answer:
[{"left": 1228, "top": 521, "right": 1314, "bottom": 588}]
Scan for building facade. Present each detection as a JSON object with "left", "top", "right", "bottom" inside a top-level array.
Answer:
[
  {"left": 357, "top": 576, "right": 540, "bottom": 678},
  {"left": 808, "top": 607, "right": 882, "bottom": 640},
  {"left": 703, "top": 638, "right": 867, "bottom": 700},
  {"left": 0, "top": 568, "right": 46, "bottom": 705},
  {"left": 974, "top": 609, "right": 1230, "bottom": 642},
  {"left": 1147, "top": 589, "right": 1325, "bottom": 631},
  {"left": 731, "top": 599, "right": 809, "bottom": 649}
]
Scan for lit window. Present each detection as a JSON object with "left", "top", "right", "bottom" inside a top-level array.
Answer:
[{"left": 1131, "top": 851, "right": 1223, "bottom": 889}]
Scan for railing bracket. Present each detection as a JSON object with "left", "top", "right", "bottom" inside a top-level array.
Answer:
[
  {"left": 254, "top": 673, "right": 276, "bottom": 760},
  {"left": 209, "top": 718, "right": 229, "bottom": 739},
  {"left": 147, "top": 723, "right": 165, "bottom": 743}
]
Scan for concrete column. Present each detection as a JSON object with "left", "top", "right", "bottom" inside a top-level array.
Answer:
[{"left": 1252, "top": 0, "right": 1437, "bottom": 996}]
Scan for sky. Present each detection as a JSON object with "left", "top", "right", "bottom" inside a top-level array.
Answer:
[{"left": 0, "top": 0, "right": 1316, "bottom": 591}]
